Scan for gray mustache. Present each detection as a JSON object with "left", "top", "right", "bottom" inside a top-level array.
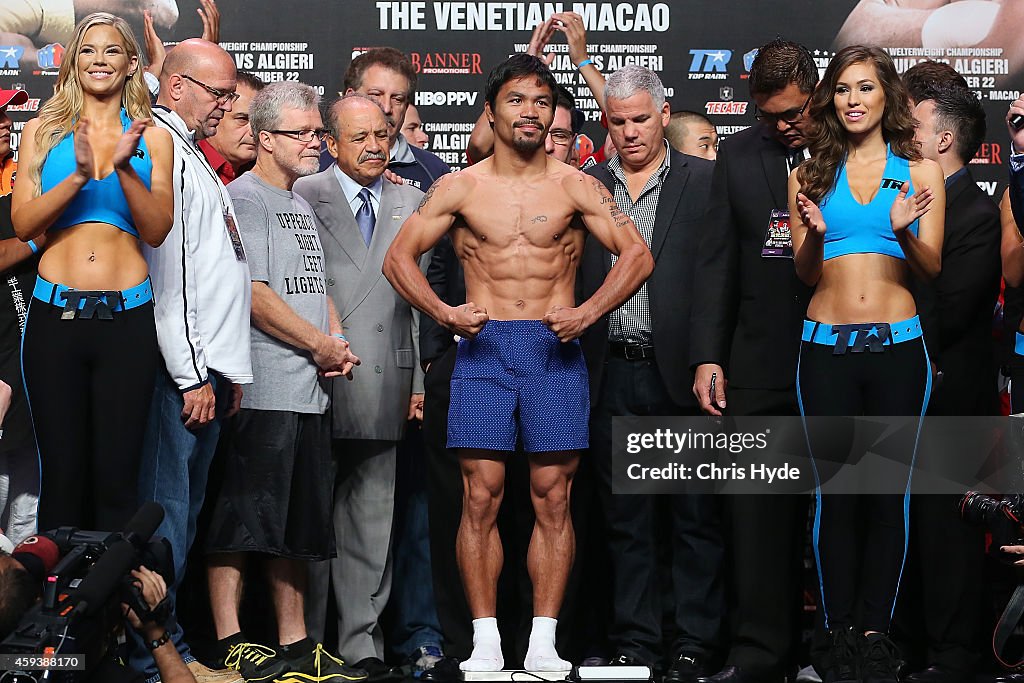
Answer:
[{"left": 360, "top": 151, "right": 387, "bottom": 162}]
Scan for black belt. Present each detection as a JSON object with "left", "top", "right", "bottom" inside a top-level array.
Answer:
[{"left": 609, "top": 340, "right": 655, "bottom": 360}]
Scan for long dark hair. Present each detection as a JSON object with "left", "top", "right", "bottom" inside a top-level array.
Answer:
[{"left": 798, "top": 46, "right": 920, "bottom": 204}]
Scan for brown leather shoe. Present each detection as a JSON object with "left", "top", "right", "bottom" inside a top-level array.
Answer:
[{"left": 186, "top": 660, "right": 244, "bottom": 683}]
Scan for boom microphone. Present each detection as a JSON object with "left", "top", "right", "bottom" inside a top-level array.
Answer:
[{"left": 70, "top": 502, "right": 164, "bottom": 616}]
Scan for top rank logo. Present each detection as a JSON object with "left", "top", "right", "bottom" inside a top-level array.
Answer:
[
  {"left": 37, "top": 43, "right": 64, "bottom": 70},
  {"left": 689, "top": 50, "right": 731, "bottom": 80},
  {"left": 0, "top": 46, "right": 24, "bottom": 75}
]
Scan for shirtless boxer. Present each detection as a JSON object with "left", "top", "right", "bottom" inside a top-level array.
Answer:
[{"left": 383, "top": 54, "right": 654, "bottom": 672}]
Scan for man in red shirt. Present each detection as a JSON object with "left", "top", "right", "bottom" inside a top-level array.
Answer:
[{"left": 198, "top": 71, "right": 264, "bottom": 185}]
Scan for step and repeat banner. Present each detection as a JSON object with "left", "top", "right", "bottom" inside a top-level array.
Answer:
[{"left": 2, "top": 0, "right": 1019, "bottom": 194}]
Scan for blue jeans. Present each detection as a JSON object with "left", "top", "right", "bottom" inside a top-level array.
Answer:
[{"left": 130, "top": 369, "right": 230, "bottom": 680}]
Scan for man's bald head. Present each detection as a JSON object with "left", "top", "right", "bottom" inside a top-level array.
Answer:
[
  {"left": 161, "top": 39, "right": 235, "bottom": 87},
  {"left": 327, "top": 94, "right": 386, "bottom": 138},
  {"left": 158, "top": 39, "right": 238, "bottom": 139}
]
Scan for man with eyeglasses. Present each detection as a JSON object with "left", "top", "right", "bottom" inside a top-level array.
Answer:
[
  {"left": 295, "top": 92, "right": 436, "bottom": 681},
  {"left": 689, "top": 38, "right": 817, "bottom": 683},
  {"left": 133, "top": 38, "right": 254, "bottom": 683},
  {"left": 206, "top": 81, "right": 364, "bottom": 683}
]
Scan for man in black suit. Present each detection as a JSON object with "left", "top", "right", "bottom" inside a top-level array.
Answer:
[
  {"left": 895, "top": 79, "right": 999, "bottom": 683},
  {"left": 580, "top": 65, "right": 721, "bottom": 683},
  {"left": 689, "top": 39, "right": 817, "bottom": 683}
]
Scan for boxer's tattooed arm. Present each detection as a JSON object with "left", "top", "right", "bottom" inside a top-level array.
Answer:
[
  {"left": 531, "top": 215, "right": 548, "bottom": 223},
  {"left": 416, "top": 180, "right": 439, "bottom": 214},
  {"left": 592, "top": 178, "right": 615, "bottom": 205},
  {"left": 589, "top": 178, "right": 631, "bottom": 227},
  {"left": 610, "top": 204, "right": 630, "bottom": 228}
]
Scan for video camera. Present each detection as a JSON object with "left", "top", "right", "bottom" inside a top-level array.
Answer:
[
  {"left": 959, "top": 492, "right": 1024, "bottom": 550},
  {"left": 0, "top": 502, "right": 173, "bottom": 682},
  {"left": 958, "top": 492, "right": 1024, "bottom": 671}
]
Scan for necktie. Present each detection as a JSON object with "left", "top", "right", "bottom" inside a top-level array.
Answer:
[
  {"left": 787, "top": 147, "right": 805, "bottom": 171},
  {"left": 356, "top": 188, "right": 375, "bottom": 247}
]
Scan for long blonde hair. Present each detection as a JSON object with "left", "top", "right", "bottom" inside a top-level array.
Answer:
[{"left": 27, "top": 13, "right": 152, "bottom": 194}]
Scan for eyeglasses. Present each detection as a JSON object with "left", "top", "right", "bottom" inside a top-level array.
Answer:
[
  {"left": 548, "top": 129, "right": 575, "bottom": 146},
  {"left": 754, "top": 94, "right": 811, "bottom": 125},
  {"left": 180, "top": 74, "right": 239, "bottom": 105},
  {"left": 269, "top": 128, "right": 329, "bottom": 143}
]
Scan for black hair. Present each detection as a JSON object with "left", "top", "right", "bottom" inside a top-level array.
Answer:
[
  {"left": 554, "top": 84, "right": 584, "bottom": 134},
  {"left": 485, "top": 54, "right": 558, "bottom": 110},
  {"left": 902, "top": 60, "right": 970, "bottom": 104},
  {"left": 748, "top": 38, "right": 818, "bottom": 97},
  {"left": 235, "top": 70, "right": 266, "bottom": 93},
  {"left": 930, "top": 83, "right": 986, "bottom": 164}
]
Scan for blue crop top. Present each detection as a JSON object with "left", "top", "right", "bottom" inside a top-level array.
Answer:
[
  {"left": 39, "top": 109, "right": 152, "bottom": 238},
  {"left": 819, "top": 145, "right": 918, "bottom": 261}
]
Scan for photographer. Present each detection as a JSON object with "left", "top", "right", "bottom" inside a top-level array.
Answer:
[
  {"left": 0, "top": 547, "right": 195, "bottom": 682},
  {"left": 122, "top": 567, "right": 196, "bottom": 683}
]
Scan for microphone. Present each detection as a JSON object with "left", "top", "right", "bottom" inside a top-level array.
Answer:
[
  {"left": 1011, "top": 113, "right": 1024, "bottom": 131},
  {"left": 70, "top": 502, "right": 164, "bottom": 617}
]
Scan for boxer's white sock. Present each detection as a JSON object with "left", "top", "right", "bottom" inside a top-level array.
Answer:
[
  {"left": 460, "top": 617, "right": 503, "bottom": 672},
  {"left": 524, "top": 616, "right": 570, "bottom": 671}
]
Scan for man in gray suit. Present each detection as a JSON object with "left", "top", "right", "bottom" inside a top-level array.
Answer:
[{"left": 294, "top": 94, "right": 426, "bottom": 676}]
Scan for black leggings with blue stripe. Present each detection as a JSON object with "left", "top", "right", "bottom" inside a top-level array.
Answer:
[{"left": 797, "top": 330, "right": 931, "bottom": 634}]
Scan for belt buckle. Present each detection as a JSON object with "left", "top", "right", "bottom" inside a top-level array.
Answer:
[
  {"left": 831, "top": 322, "right": 891, "bottom": 355},
  {"left": 59, "top": 290, "right": 122, "bottom": 320},
  {"left": 625, "top": 344, "right": 650, "bottom": 360}
]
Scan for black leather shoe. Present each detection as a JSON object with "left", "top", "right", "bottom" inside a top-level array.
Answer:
[
  {"left": 697, "top": 665, "right": 747, "bottom": 683},
  {"left": 665, "top": 654, "right": 705, "bottom": 683},
  {"left": 904, "top": 666, "right": 969, "bottom": 683},
  {"left": 353, "top": 657, "right": 400, "bottom": 682},
  {"left": 418, "top": 656, "right": 464, "bottom": 682},
  {"left": 609, "top": 654, "right": 646, "bottom": 667}
]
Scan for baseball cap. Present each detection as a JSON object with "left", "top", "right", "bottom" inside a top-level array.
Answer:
[{"left": 0, "top": 88, "right": 29, "bottom": 108}]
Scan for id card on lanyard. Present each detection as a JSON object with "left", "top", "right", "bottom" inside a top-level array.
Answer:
[
  {"left": 224, "top": 211, "right": 246, "bottom": 262},
  {"left": 762, "top": 209, "right": 793, "bottom": 258}
]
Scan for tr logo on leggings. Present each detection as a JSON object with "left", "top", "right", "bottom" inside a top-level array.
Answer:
[
  {"left": 831, "top": 322, "right": 891, "bottom": 355},
  {"left": 59, "top": 290, "right": 122, "bottom": 320}
]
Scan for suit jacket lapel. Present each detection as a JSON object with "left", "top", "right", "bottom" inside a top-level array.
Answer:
[
  {"left": 650, "top": 153, "right": 688, "bottom": 261},
  {"left": 945, "top": 169, "right": 970, "bottom": 209},
  {"left": 344, "top": 184, "right": 401, "bottom": 315},
  {"left": 314, "top": 172, "right": 367, "bottom": 271},
  {"left": 761, "top": 134, "right": 790, "bottom": 209}
]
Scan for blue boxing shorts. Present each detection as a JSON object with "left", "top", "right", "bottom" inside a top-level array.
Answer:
[{"left": 447, "top": 320, "right": 590, "bottom": 453}]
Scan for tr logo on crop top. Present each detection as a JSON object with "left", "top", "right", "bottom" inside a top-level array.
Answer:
[
  {"left": 818, "top": 144, "right": 919, "bottom": 261},
  {"left": 38, "top": 109, "right": 153, "bottom": 238}
]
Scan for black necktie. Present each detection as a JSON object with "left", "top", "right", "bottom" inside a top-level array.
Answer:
[{"left": 787, "top": 147, "right": 805, "bottom": 171}]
